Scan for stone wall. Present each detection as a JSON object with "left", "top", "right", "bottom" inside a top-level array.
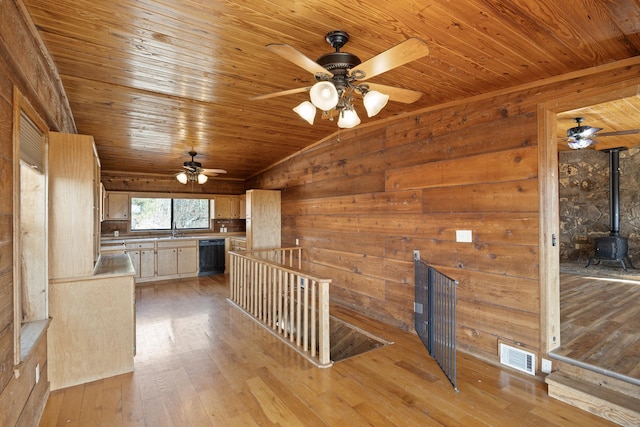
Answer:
[{"left": 559, "top": 147, "right": 640, "bottom": 264}]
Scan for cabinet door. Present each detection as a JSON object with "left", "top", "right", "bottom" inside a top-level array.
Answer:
[
  {"left": 214, "top": 196, "right": 232, "bottom": 218},
  {"left": 49, "top": 132, "right": 99, "bottom": 279},
  {"left": 177, "top": 246, "right": 198, "bottom": 274},
  {"left": 140, "top": 250, "right": 155, "bottom": 277},
  {"left": 156, "top": 248, "right": 178, "bottom": 276},
  {"left": 106, "top": 192, "right": 129, "bottom": 220},
  {"left": 230, "top": 197, "right": 240, "bottom": 218},
  {"left": 126, "top": 250, "right": 141, "bottom": 278},
  {"left": 239, "top": 195, "right": 246, "bottom": 219}
]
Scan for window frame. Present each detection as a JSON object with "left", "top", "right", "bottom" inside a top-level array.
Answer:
[{"left": 130, "top": 196, "right": 211, "bottom": 232}]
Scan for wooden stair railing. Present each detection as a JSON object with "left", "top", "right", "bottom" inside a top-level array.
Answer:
[{"left": 228, "top": 247, "right": 332, "bottom": 367}]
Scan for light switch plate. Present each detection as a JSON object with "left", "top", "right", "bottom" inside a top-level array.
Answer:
[{"left": 456, "top": 230, "right": 472, "bottom": 242}]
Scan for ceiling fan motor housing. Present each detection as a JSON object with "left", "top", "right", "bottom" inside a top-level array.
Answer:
[{"left": 316, "top": 30, "right": 362, "bottom": 74}]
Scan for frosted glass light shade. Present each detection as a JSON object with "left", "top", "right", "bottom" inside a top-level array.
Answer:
[
  {"left": 568, "top": 138, "right": 594, "bottom": 150},
  {"left": 176, "top": 172, "right": 188, "bottom": 184},
  {"left": 338, "top": 108, "right": 361, "bottom": 128},
  {"left": 363, "top": 90, "right": 389, "bottom": 117},
  {"left": 293, "top": 101, "right": 316, "bottom": 125},
  {"left": 309, "top": 81, "right": 339, "bottom": 110},
  {"left": 197, "top": 173, "right": 208, "bottom": 184}
]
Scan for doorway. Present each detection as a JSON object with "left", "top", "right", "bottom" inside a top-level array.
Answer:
[{"left": 539, "top": 84, "right": 640, "bottom": 380}]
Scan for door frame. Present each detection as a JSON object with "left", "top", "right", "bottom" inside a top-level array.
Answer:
[{"left": 538, "top": 84, "right": 640, "bottom": 355}]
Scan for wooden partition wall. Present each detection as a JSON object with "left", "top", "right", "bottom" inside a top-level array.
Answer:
[{"left": 247, "top": 59, "right": 640, "bottom": 365}]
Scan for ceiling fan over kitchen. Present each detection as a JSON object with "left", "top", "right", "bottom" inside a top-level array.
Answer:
[
  {"left": 176, "top": 150, "right": 226, "bottom": 184},
  {"left": 564, "top": 117, "right": 640, "bottom": 149},
  {"left": 251, "top": 30, "right": 430, "bottom": 128}
]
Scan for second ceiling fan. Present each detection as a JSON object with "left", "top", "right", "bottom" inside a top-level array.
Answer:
[
  {"left": 252, "top": 30, "right": 430, "bottom": 128},
  {"left": 564, "top": 117, "right": 640, "bottom": 149}
]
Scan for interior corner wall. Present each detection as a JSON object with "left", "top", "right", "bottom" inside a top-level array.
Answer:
[
  {"left": 247, "top": 61, "right": 640, "bottom": 363},
  {"left": 0, "top": 0, "right": 75, "bottom": 424}
]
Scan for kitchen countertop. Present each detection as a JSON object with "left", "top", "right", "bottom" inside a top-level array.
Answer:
[
  {"left": 94, "top": 253, "right": 136, "bottom": 276},
  {"left": 101, "top": 232, "right": 245, "bottom": 244}
]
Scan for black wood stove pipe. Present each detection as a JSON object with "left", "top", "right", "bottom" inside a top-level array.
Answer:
[{"left": 604, "top": 148, "right": 625, "bottom": 237}]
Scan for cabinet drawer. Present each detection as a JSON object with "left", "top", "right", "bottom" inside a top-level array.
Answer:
[
  {"left": 157, "top": 239, "right": 197, "bottom": 248},
  {"left": 125, "top": 242, "right": 155, "bottom": 250}
]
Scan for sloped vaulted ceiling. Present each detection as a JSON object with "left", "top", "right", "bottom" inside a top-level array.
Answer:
[{"left": 21, "top": 0, "right": 640, "bottom": 179}]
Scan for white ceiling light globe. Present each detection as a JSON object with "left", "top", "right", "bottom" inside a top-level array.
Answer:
[
  {"left": 309, "top": 81, "right": 339, "bottom": 111},
  {"left": 337, "top": 108, "right": 361, "bottom": 128},
  {"left": 363, "top": 90, "right": 389, "bottom": 117},
  {"left": 293, "top": 101, "right": 316, "bottom": 125},
  {"left": 197, "top": 173, "right": 208, "bottom": 184},
  {"left": 176, "top": 172, "right": 188, "bottom": 184}
]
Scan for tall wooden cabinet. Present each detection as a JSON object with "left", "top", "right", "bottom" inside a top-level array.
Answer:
[
  {"left": 246, "top": 189, "right": 281, "bottom": 250},
  {"left": 48, "top": 132, "right": 101, "bottom": 279}
]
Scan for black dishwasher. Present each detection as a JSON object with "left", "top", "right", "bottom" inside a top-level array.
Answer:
[{"left": 199, "top": 239, "right": 225, "bottom": 275}]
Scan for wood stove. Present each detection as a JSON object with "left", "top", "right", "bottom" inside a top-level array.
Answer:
[{"left": 586, "top": 148, "right": 635, "bottom": 271}]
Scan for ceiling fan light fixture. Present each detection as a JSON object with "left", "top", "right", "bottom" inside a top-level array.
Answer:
[
  {"left": 363, "top": 90, "right": 389, "bottom": 117},
  {"left": 568, "top": 138, "right": 594, "bottom": 150},
  {"left": 197, "top": 173, "right": 208, "bottom": 184},
  {"left": 293, "top": 101, "right": 316, "bottom": 124},
  {"left": 176, "top": 172, "right": 188, "bottom": 184},
  {"left": 309, "top": 81, "right": 339, "bottom": 110},
  {"left": 338, "top": 108, "right": 361, "bottom": 128}
]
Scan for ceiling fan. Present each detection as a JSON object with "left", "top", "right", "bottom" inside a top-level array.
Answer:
[
  {"left": 564, "top": 117, "right": 640, "bottom": 149},
  {"left": 176, "top": 151, "right": 226, "bottom": 185},
  {"left": 251, "top": 30, "right": 430, "bottom": 128}
]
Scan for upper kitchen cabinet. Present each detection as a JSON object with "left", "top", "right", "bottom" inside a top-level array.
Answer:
[
  {"left": 239, "top": 194, "right": 246, "bottom": 219},
  {"left": 212, "top": 195, "right": 243, "bottom": 219},
  {"left": 49, "top": 132, "right": 101, "bottom": 279},
  {"left": 246, "top": 189, "right": 280, "bottom": 250},
  {"left": 104, "top": 191, "right": 129, "bottom": 220}
]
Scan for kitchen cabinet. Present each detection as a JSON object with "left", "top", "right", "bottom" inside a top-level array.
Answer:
[
  {"left": 212, "top": 196, "right": 231, "bottom": 218},
  {"left": 48, "top": 260, "right": 135, "bottom": 390},
  {"left": 229, "top": 237, "right": 246, "bottom": 252},
  {"left": 239, "top": 194, "right": 246, "bottom": 219},
  {"left": 48, "top": 132, "right": 101, "bottom": 279},
  {"left": 157, "top": 239, "right": 198, "bottom": 277},
  {"left": 178, "top": 246, "right": 198, "bottom": 274},
  {"left": 125, "top": 242, "right": 155, "bottom": 279},
  {"left": 104, "top": 192, "right": 129, "bottom": 220},
  {"left": 246, "top": 189, "right": 281, "bottom": 250},
  {"left": 212, "top": 195, "right": 242, "bottom": 219},
  {"left": 156, "top": 248, "right": 178, "bottom": 277}
]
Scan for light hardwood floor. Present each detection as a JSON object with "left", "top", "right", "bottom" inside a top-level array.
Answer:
[
  {"left": 39, "top": 275, "right": 614, "bottom": 426},
  {"left": 555, "top": 272, "right": 640, "bottom": 379}
]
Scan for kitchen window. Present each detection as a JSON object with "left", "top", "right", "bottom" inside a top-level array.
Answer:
[{"left": 130, "top": 197, "right": 209, "bottom": 231}]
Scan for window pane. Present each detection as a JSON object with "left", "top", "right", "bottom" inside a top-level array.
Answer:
[
  {"left": 174, "top": 199, "right": 209, "bottom": 229},
  {"left": 131, "top": 197, "right": 171, "bottom": 230}
]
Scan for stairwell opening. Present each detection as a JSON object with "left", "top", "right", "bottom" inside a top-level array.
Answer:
[{"left": 330, "top": 316, "right": 392, "bottom": 363}]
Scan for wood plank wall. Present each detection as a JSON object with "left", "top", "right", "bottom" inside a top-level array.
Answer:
[
  {"left": 0, "top": 0, "right": 74, "bottom": 424},
  {"left": 248, "top": 61, "right": 640, "bottom": 362},
  {"left": 101, "top": 170, "right": 246, "bottom": 194}
]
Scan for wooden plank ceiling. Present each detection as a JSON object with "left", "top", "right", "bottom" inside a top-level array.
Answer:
[{"left": 21, "top": 0, "right": 640, "bottom": 180}]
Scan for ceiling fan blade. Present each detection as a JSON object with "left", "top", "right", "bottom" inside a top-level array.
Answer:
[
  {"left": 597, "top": 129, "right": 640, "bottom": 137},
  {"left": 366, "top": 83, "right": 423, "bottom": 103},
  {"left": 202, "top": 168, "right": 227, "bottom": 174},
  {"left": 266, "top": 43, "right": 330, "bottom": 76},
  {"left": 353, "top": 38, "right": 429, "bottom": 81},
  {"left": 250, "top": 86, "right": 311, "bottom": 101}
]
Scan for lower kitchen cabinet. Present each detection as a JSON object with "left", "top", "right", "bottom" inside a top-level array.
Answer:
[
  {"left": 156, "top": 247, "right": 178, "bottom": 277},
  {"left": 178, "top": 246, "right": 198, "bottom": 274},
  {"left": 48, "top": 270, "right": 135, "bottom": 390},
  {"left": 125, "top": 242, "right": 155, "bottom": 279},
  {"left": 120, "top": 238, "right": 198, "bottom": 282}
]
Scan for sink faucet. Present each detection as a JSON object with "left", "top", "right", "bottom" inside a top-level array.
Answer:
[{"left": 172, "top": 221, "right": 178, "bottom": 238}]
